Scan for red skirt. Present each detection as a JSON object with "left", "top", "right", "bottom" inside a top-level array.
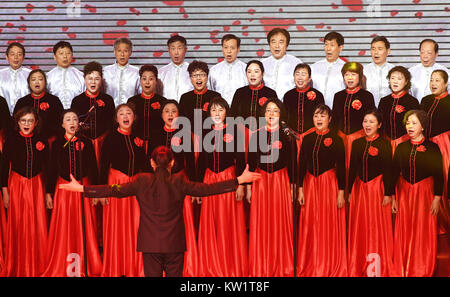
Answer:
[
  {"left": 1, "top": 172, "right": 48, "bottom": 277},
  {"left": 102, "top": 169, "right": 144, "bottom": 277},
  {"left": 197, "top": 166, "right": 248, "bottom": 277},
  {"left": 393, "top": 176, "right": 437, "bottom": 277},
  {"left": 387, "top": 134, "right": 409, "bottom": 156},
  {"left": 338, "top": 129, "right": 365, "bottom": 172},
  {"left": 297, "top": 170, "right": 348, "bottom": 277},
  {"left": 183, "top": 195, "right": 199, "bottom": 277},
  {"left": 0, "top": 191, "right": 6, "bottom": 262},
  {"left": 249, "top": 168, "right": 293, "bottom": 277},
  {"left": 347, "top": 176, "right": 396, "bottom": 277},
  {"left": 430, "top": 131, "right": 450, "bottom": 234},
  {"left": 42, "top": 177, "right": 102, "bottom": 277}
]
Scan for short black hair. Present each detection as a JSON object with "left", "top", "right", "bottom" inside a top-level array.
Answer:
[
  {"left": 293, "top": 63, "right": 311, "bottom": 77},
  {"left": 139, "top": 64, "right": 158, "bottom": 80},
  {"left": 161, "top": 99, "right": 179, "bottom": 112},
  {"left": 222, "top": 34, "right": 241, "bottom": 47},
  {"left": 419, "top": 39, "right": 438, "bottom": 53},
  {"left": 313, "top": 104, "right": 332, "bottom": 117},
  {"left": 432, "top": 69, "right": 448, "bottom": 84},
  {"left": 267, "top": 28, "right": 290, "bottom": 46},
  {"left": 113, "top": 38, "right": 132, "bottom": 51},
  {"left": 371, "top": 36, "right": 390, "bottom": 50},
  {"left": 53, "top": 41, "right": 73, "bottom": 55},
  {"left": 260, "top": 98, "right": 287, "bottom": 123},
  {"left": 403, "top": 109, "right": 429, "bottom": 132},
  {"left": 187, "top": 60, "right": 209, "bottom": 76},
  {"left": 83, "top": 61, "right": 103, "bottom": 78},
  {"left": 6, "top": 42, "right": 25, "bottom": 56},
  {"left": 27, "top": 69, "right": 47, "bottom": 92},
  {"left": 387, "top": 66, "right": 412, "bottom": 91},
  {"left": 246, "top": 60, "right": 264, "bottom": 73},
  {"left": 167, "top": 35, "right": 187, "bottom": 47},
  {"left": 324, "top": 31, "right": 344, "bottom": 46},
  {"left": 207, "top": 96, "right": 230, "bottom": 116},
  {"left": 13, "top": 105, "right": 41, "bottom": 134}
]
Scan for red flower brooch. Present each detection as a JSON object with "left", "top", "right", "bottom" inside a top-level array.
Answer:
[
  {"left": 151, "top": 102, "right": 161, "bottom": 110},
  {"left": 324, "top": 137, "right": 333, "bottom": 147},
  {"left": 171, "top": 136, "right": 181, "bottom": 147},
  {"left": 259, "top": 97, "right": 268, "bottom": 106},
  {"left": 96, "top": 99, "right": 105, "bottom": 107},
  {"left": 416, "top": 145, "right": 426, "bottom": 152},
  {"left": 134, "top": 137, "right": 144, "bottom": 147},
  {"left": 223, "top": 133, "right": 233, "bottom": 143},
  {"left": 395, "top": 105, "right": 405, "bottom": 113},
  {"left": 307, "top": 91, "right": 316, "bottom": 101},
  {"left": 36, "top": 141, "right": 45, "bottom": 151},
  {"left": 39, "top": 102, "right": 50, "bottom": 111},
  {"left": 202, "top": 102, "right": 209, "bottom": 112},
  {"left": 272, "top": 140, "right": 282, "bottom": 150},
  {"left": 368, "top": 146, "right": 379, "bottom": 156},
  {"left": 75, "top": 141, "right": 85, "bottom": 151},
  {"left": 351, "top": 99, "right": 362, "bottom": 110}
]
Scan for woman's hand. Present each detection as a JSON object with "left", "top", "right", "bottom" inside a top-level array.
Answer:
[
  {"left": 58, "top": 174, "right": 84, "bottom": 192},
  {"left": 297, "top": 187, "right": 304, "bottom": 205},
  {"left": 382, "top": 195, "right": 391, "bottom": 206},
  {"left": 431, "top": 196, "right": 441, "bottom": 216},
  {"left": 245, "top": 184, "right": 252, "bottom": 204},
  {"left": 45, "top": 193, "right": 53, "bottom": 209},
  {"left": 391, "top": 196, "right": 397, "bottom": 214},
  {"left": 236, "top": 185, "right": 245, "bottom": 201},
  {"left": 2, "top": 187, "right": 9, "bottom": 209},
  {"left": 337, "top": 190, "right": 345, "bottom": 208},
  {"left": 237, "top": 165, "right": 262, "bottom": 184}
]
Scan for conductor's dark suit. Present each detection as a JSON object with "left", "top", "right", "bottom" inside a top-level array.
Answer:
[{"left": 84, "top": 167, "right": 238, "bottom": 276}]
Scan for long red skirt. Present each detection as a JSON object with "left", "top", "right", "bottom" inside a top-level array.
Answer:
[
  {"left": 388, "top": 134, "right": 409, "bottom": 156},
  {"left": 42, "top": 177, "right": 102, "bottom": 277},
  {"left": 1, "top": 172, "right": 48, "bottom": 277},
  {"left": 297, "top": 170, "right": 348, "bottom": 277},
  {"left": 393, "top": 177, "right": 437, "bottom": 277},
  {"left": 0, "top": 192, "right": 6, "bottom": 262},
  {"left": 430, "top": 131, "right": 450, "bottom": 234},
  {"left": 102, "top": 169, "right": 144, "bottom": 277},
  {"left": 198, "top": 166, "right": 248, "bottom": 277},
  {"left": 347, "top": 176, "right": 396, "bottom": 277},
  {"left": 183, "top": 195, "right": 199, "bottom": 277},
  {"left": 249, "top": 168, "right": 293, "bottom": 277}
]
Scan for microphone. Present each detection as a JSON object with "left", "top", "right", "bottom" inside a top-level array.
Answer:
[{"left": 280, "top": 121, "right": 300, "bottom": 140}]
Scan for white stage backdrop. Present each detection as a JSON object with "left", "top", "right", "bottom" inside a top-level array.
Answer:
[{"left": 0, "top": 0, "right": 448, "bottom": 70}]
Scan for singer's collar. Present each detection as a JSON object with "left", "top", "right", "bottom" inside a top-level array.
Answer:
[
  {"left": 346, "top": 86, "right": 361, "bottom": 94},
  {"left": 141, "top": 93, "right": 155, "bottom": 100},
  {"left": 266, "top": 125, "right": 280, "bottom": 132},
  {"left": 64, "top": 134, "right": 78, "bottom": 142},
  {"left": 31, "top": 92, "right": 46, "bottom": 100},
  {"left": 249, "top": 82, "right": 264, "bottom": 91},
  {"left": 392, "top": 90, "right": 407, "bottom": 99},
  {"left": 85, "top": 91, "right": 99, "bottom": 99},
  {"left": 435, "top": 91, "right": 448, "bottom": 100},
  {"left": 164, "top": 125, "right": 177, "bottom": 132},
  {"left": 296, "top": 86, "right": 310, "bottom": 93},
  {"left": 20, "top": 131, "right": 33, "bottom": 138},
  {"left": 194, "top": 88, "right": 208, "bottom": 95},
  {"left": 315, "top": 128, "right": 329, "bottom": 135}
]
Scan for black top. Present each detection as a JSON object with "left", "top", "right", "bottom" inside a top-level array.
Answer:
[
  {"left": 84, "top": 168, "right": 239, "bottom": 253},
  {"left": 248, "top": 126, "right": 297, "bottom": 183},
  {"left": 46, "top": 134, "right": 98, "bottom": 194},
  {"left": 420, "top": 92, "right": 450, "bottom": 138},
  {"left": 127, "top": 93, "right": 166, "bottom": 140},
  {"left": 197, "top": 123, "right": 246, "bottom": 182},
  {"left": 378, "top": 91, "right": 420, "bottom": 140},
  {"left": 99, "top": 128, "right": 151, "bottom": 184},
  {"left": 390, "top": 138, "right": 443, "bottom": 196},
  {"left": 71, "top": 91, "right": 115, "bottom": 140},
  {"left": 148, "top": 126, "right": 196, "bottom": 181},
  {"left": 1, "top": 132, "right": 49, "bottom": 187},
  {"left": 179, "top": 89, "right": 221, "bottom": 134},
  {"left": 332, "top": 87, "right": 376, "bottom": 135},
  {"left": 0, "top": 96, "right": 12, "bottom": 135},
  {"left": 348, "top": 135, "right": 392, "bottom": 194},
  {"left": 230, "top": 84, "right": 278, "bottom": 131},
  {"left": 283, "top": 86, "right": 325, "bottom": 134},
  {"left": 298, "top": 129, "right": 346, "bottom": 190}
]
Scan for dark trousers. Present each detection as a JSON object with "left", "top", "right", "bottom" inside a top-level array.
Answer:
[{"left": 142, "top": 252, "right": 184, "bottom": 277}]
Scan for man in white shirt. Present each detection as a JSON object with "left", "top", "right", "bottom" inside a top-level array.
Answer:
[
  {"left": 409, "top": 39, "right": 450, "bottom": 101},
  {"left": 103, "top": 38, "right": 141, "bottom": 106},
  {"left": 158, "top": 35, "right": 193, "bottom": 102},
  {"left": 208, "top": 34, "right": 247, "bottom": 105},
  {"left": 311, "top": 31, "right": 346, "bottom": 107},
  {"left": 47, "top": 41, "right": 85, "bottom": 109},
  {"left": 261, "top": 28, "right": 302, "bottom": 99},
  {"left": 0, "top": 42, "right": 32, "bottom": 113},
  {"left": 364, "top": 36, "right": 395, "bottom": 105}
]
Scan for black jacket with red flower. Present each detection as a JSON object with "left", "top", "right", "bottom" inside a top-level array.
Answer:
[
  {"left": 179, "top": 89, "right": 221, "bottom": 134},
  {"left": 46, "top": 134, "right": 98, "bottom": 194},
  {"left": 378, "top": 92, "right": 420, "bottom": 140},
  {"left": 331, "top": 87, "right": 376, "bottom": 135},
  {"left": 298, "top": 128, "right": 346, "bottom": 189},
  {"left": 230, "top": 84, "right": 277, "bottom": 131},
  {"left": 1, "top": 131, "right": 49, "bottom": 187},
  {"left": 283, "top": 86, "right": 325, "bottom": 134},
  {"left": 390, "top": 138, "right": 443, "bottom": 196},
  {"left": 420, "top": 92, "right": 450, "bottom": 138},
  {"left": 127, "top": 93, "right": 166, "bottom": 141},
  {"left": 348, "top": 135, "right": 393, "bottom": 194},
  {"left": 98, "top": 128, "right": 151, "bottom": 184},
  {"left": 71, "top": 91, "right": 115, "bottom": 140},
  {"left": 14, "top": 92, "right": 64, "bottom": 139}
]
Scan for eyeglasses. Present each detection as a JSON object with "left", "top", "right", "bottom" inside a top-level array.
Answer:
[
  {"left": 19, "top": 119, "right": 35, "bottom": 125},
  {"left": 191, "top": 73, "right": 207, "bottom": 78}
]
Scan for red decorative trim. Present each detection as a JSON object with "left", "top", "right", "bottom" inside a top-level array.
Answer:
[
  {"left": 249, "top": 82, "right": 264, "bottom": 91},
  {"left": 435, "top": 91, "right": 448, "bottom": 100},
  {"left": 194, "top": 88, "right": 208, "bottom": 95},
  {"left": 345, "top": 86, "right": 361, "bottom": 94},
  {"left": 296, "top": 85, "right": 310, "bottom": 93},
  {"left": 141, "top": 93, "right": 155, "bottom": 100},
  {"left": 392, "top": 90, "right": 407, "bottom": 99},
  {"left": 31, "top": 92, "right": 45, "bottom": 100}
]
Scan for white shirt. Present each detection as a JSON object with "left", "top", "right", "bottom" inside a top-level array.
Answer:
[
  {"left": 0, "top": 66, "right": 32, "bottom": 113},
  {"left": 409, "top": 62, "right": 450, "bottom": 101},
  {"left": 311, "top": 58, "right": 346, "bottom": 107},
  {"left": 47, "top": 66, "right": 85, "bottom": 109},
  {"left": 364, "top": 62, "right": 395, "bottom": 106},
  {"left": 158, "top": 61, "right": 193, "bottom": 102},
  {"left": 103, "top": 63, "right": 141, "bottom": 106},
  {"left": 208, "top": 59, "right": 247, "bottom": 105},
  {"left": 261, "top": 54, "right": 302, "bottom": 99}
]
